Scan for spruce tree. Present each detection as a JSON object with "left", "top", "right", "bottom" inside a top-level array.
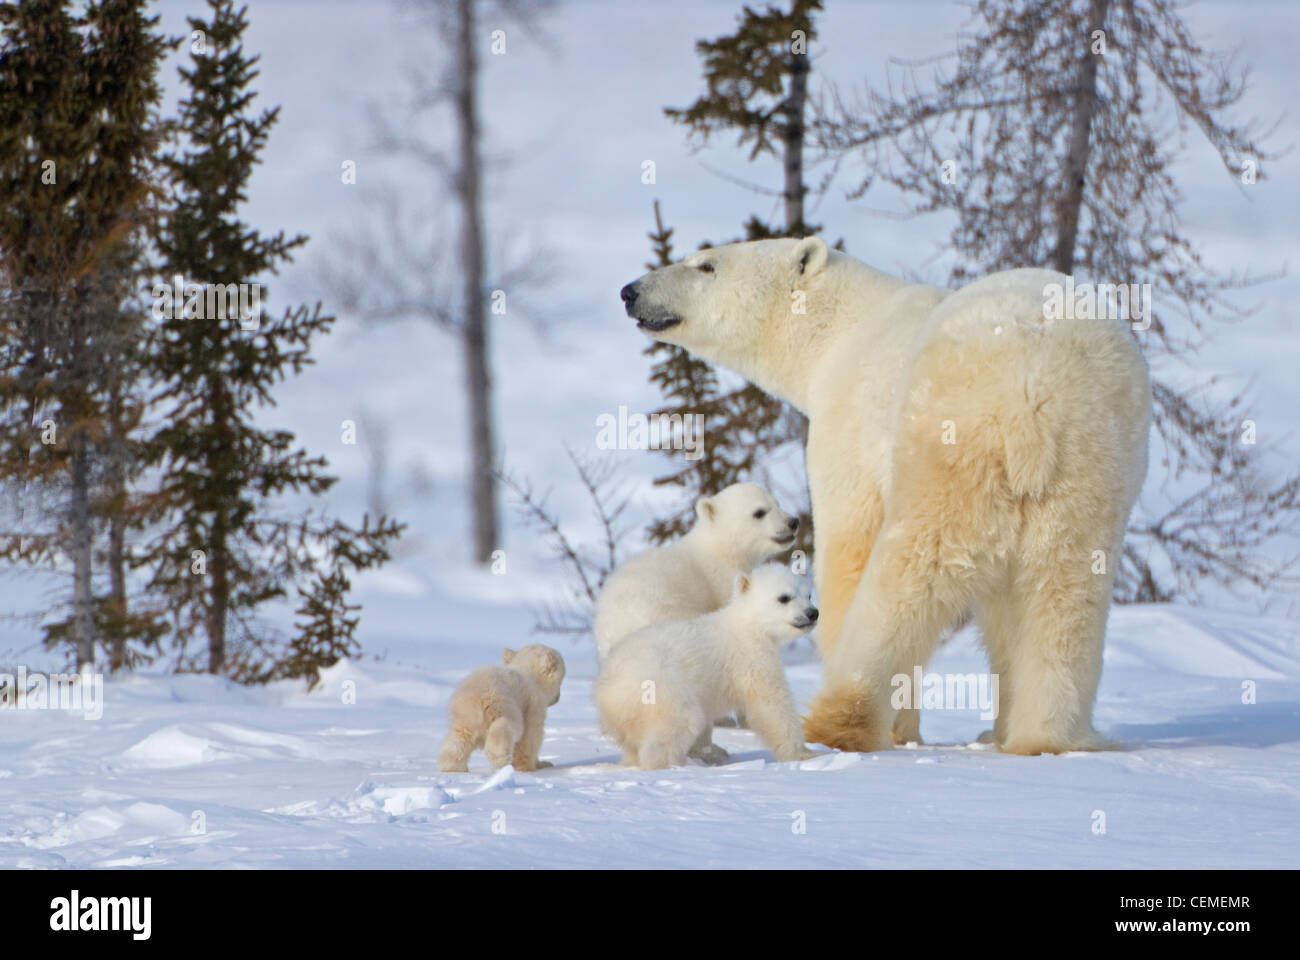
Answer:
[
  {"left": 0, "top": 0, "right": 88, "bottom": 588},
  {"left": 0, "top": 0, "right": 168, "bottom": 668},
  {"left": 145, "top": 0, "right": 401, "bottom": 677},
  {"left": 86, "top": 1, "right": 173, "bottom": 670},
  {"left": 646, "top": 1, "right": 823, "bottom": 551},
  {"left": 268, "top": 515, "right": 397, "bottom": 690}
]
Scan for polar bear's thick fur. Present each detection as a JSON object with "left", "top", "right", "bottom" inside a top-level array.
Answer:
[
  {"left": 438, "top": 645, "right": 565, "bottom": 773},
  {"left": 594, "top": 563, "right": 818, "bottom": 769},
  {"left": 592, "top": 482, "right": 799, "bottom": 661},
  {"left": 620, "top": 237, "right": 1151, "bottom": 756}
]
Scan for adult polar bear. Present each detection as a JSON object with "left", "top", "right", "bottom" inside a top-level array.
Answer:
[{"left": 620, "top": 236, "right": 1150, "bottom": 756}]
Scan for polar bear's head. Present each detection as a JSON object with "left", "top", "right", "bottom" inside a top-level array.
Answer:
[
  {"left": 694, "top": 482, "right": 799, "bottom": 563},
  {"left": 503, "top": 644, "right": 566, "bottom": 705},
  {"left": 730, "top": 562, "right": 818, "bottom": 643},
  {"left": 619, "top": 236, "right": 833, "bottom": 403}
]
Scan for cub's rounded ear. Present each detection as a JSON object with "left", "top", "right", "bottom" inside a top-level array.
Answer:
[
  {"left": 544, "top": 649, "right": 563, "bottom": 675},
  {"left": 695, "top": 495, "right": 716, "bottom": 523},
  {"left": 793, "top": 235, "right": 828, "bottom": 278},
  {"left": 733, "top": 573, "right": 751, "bottom": 597},
  {"left": 502, "top": 648, "right": 517, "bottom": 664}
]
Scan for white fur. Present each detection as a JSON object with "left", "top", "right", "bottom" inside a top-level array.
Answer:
[
  {"left": 592, "top": 482, "right": 798, "bottom": 661},
  {"left": 438, "top": 645, "right": 565, "bottom": 773},
  {"left": 623, "top": 237, "right": 1151, "bottom": 755},
  {"left": 594, "top": 563, "right": 818, "bottom": 769}
]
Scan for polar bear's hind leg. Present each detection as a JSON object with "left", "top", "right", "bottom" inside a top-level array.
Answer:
[
  {"left": 438, "top": 724, "right": 477, "bottom": 772},
  {"left": 484, "top": 711, "right": 524, "bottom": 769}
]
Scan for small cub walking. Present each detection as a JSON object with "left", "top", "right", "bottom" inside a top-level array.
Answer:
[
  {"left": 595, "top": 563, "right": 818, "bottom": 769},
  {"left": 438, "top": 645, "right": 565, "bottom": 773}
]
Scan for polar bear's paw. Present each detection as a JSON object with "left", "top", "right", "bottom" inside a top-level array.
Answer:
[
  {"left": 691, "top": 743, "right": 731, "bottom": 766},
  {"left": 775, "top": 745, "right": 818, "bottom": 763},
  {"left": 802, "top": 686, "right": 890, "bottom": 753},
  {"left": 890, "top": 709, "right": 923, "bottom": 746},
  {"left": 1000, "top": 727, "right": 1116, "bottom": 756}
]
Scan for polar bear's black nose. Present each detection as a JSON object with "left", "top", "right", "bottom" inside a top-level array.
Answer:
[
  {"left": 787, "top": 517, "right": 799, "bottom": 531},
  {"left": 806, "top": 607, "right": 819, "bottom": 622},
  {"left": 620, "top": 282, "right": 638, "bottom": 306}
]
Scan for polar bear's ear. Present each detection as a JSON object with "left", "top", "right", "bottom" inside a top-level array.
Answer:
[
  {"left": 695, "top": 495, "right": 715, "bottom": 524},
  {"left": 793, "top": 236, "right": 829, "bottom": 278},
  {"left": 733, "top": 573, "right": 751, "bottom": 597},
  {"left": 502, "top": 647, "right": 517, "bottom": 664}
]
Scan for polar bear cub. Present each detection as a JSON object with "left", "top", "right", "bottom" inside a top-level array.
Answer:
[
  {"left": 592, "top": 482, "right": 799, "bottom": 661},
  {"left": 438, "top": 645, "right": 565, "bottom": 773},
  {"left": 594, "top": 563, "right": 818, "bottom": 769}
]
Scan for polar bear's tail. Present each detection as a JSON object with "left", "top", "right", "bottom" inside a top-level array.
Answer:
[{"left": 999, "top": 371, "right": 1059, "bottom": 498}]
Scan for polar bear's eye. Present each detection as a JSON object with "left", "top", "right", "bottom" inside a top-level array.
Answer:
[
  {"left": 778, "top": 595, "right": 791, "bottom": 604},
  {"left": 697, "top": 262, "right": 715, "bottom": 274},
  {"left": 753, "top": 509, "right": 767, "bottom": 519}
]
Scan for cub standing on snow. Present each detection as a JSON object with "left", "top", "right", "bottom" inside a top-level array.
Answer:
[
  {"left": 595, "top": 563, "right": 819, "bottom": 770},
  {"left": 438, "top": 645, "right": 565, "bottom": 773},
  {"left": 592, "top": 482, "right": 799, "bottom": 661}
]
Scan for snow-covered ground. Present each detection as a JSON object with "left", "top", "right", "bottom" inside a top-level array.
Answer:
[
  {"left": 2, "top": 1, "right": 1298, "bottom": 870},
  {"left": 4, "top": 594, "right": 1298, "bottom": 869}
]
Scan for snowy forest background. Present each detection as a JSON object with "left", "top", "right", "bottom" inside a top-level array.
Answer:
[{"left": 2, "top": 0, "right": 1299, "bottom": 869}]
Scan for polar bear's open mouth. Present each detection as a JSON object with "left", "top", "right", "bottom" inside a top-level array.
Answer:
[
  {"left": 635, "top": 316, "right": 682, "bottom": 333},
  {"left": 772, "top": 533, "right": 796, "bottom": 546}
]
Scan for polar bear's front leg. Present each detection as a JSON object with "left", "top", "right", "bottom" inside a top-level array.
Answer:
[
  {"left": 819, "top": 529, "right": 923, "bottom": 746},
  {"left": 813, "top": 532, "right": 873, "bottom": 663},
  {"left": 808, "top": 488, "right": 883, "bottom": 664},
  {"left": 740, "top": 669, "right": 817, "bottom": 762},
  {"left": 804, "top": 521, "right": 976, "bottom": 753}
]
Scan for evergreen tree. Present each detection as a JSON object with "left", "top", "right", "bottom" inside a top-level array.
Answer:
[
  {"left": 645, "top": 1, "right": 823, "bottom": 551},
  {"left": 267, "top": 515, "right": 398, "bottom": 690},
  {"left": 144, "top": 0, "right": 401, "bottom": 677},
  {"left": 0, "top": 0, "right": 88, "bottom": 588},
  {"left": 89, "top": 1, "right": 173, "bottom": 670},
  {"left": 0, "top": 0, "right": 168, "bottom": 668}
]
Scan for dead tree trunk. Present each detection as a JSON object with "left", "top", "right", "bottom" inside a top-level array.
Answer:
[
  {"left": 455, "top": 0, "right": 498, "bottom": 565},
  {"left": 207, "top": 382, "right": 230, "bottom": 674},
  {"left": 783, "top": 43, "right": 810, "bottom": 236},
  {"left": 106, "top": 371, "right": 127, "bottom": 672},
  {"left": 70, "top": 431, "right": 94, "bottom": 670},
  {"left": 783, "top": 32, "right": 813, "bottom": 491},
  {"left": 1051, "top": 0, "right": 1110, "bottom": 275}
]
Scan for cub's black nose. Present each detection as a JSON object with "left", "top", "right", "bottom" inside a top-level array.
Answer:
[
  {"left": 620, "top": 282, "right": 638, "bottom": 305},
  {"left": 787, "top": 516, "right": 799, "bottom": 531},
  {"left": 807, "top": 607, "right": 819, "bottom": 622}
]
